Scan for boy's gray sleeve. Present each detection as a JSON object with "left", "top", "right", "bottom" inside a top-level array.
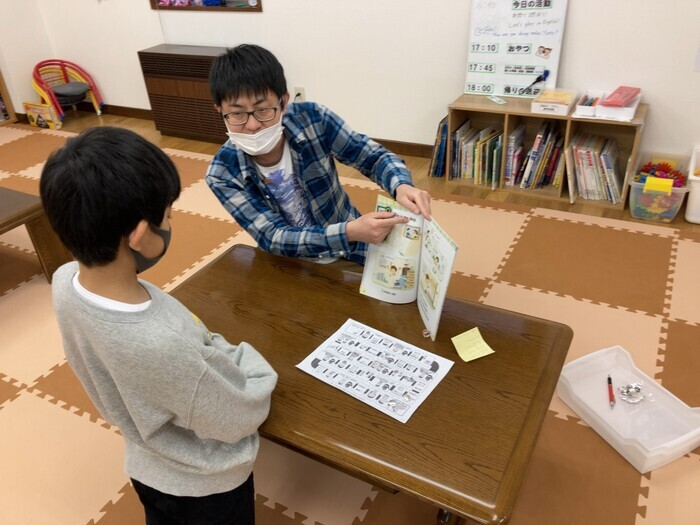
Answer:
[{"left": 187, "top": 341, "right": 278, "bottom": 443}]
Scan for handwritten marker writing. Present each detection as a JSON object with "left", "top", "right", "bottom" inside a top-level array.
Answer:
[{"left": 607, "top": 375, "right": 615, "bottom": 409}]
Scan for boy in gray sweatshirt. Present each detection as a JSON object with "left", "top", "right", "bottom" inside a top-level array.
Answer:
[{"left": 40, "top": 126, "right": 277, "bottom": 525}]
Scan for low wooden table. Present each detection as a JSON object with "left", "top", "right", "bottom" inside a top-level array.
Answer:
[
  {"left": 172, "top": 245, "right": 573, "bottom": 524},
  {"left": 0, "top": 188, "right": 72, "bottom": 282}
]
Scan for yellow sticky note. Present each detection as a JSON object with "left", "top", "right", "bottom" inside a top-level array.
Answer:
[
  {"left": 451, "top": 327, "right": 495, "bottom": 363},
  {"left": 643, "top": 175, "right": 673, "bottom": 195}
]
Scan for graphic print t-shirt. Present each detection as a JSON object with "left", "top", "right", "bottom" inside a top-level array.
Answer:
[{"left": 256, "top": 142, "right": 315, "bottom": 227}]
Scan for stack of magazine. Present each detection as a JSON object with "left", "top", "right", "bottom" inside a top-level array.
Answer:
[{"left": 565, "top": 132, "right": 623, "bottom": 203}]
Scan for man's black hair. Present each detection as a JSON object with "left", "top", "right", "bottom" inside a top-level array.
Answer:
[
  {"left": 209, "top": 44, "right": 287, "bottom": 106},
  {"left": 39, "top": 126, "right": 181, "bottom": 266}
]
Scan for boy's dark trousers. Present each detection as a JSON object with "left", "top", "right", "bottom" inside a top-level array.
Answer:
[{"left": 131, "top": 473, "right": 255, "bottom": 525}]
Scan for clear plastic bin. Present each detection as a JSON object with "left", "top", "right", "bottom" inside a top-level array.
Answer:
[
  {"left": 557, "top": 346, "right": 700, "bottom": 473},
  {"left": 628, "top": 179, "right": 688, "bottom": 223},
  {"left": 684, "top": 146, "right": 700, "bottom": 223}
]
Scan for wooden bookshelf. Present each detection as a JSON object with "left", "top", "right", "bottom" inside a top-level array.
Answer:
[
  {"left": 0, "top": 68, "right": 16, "bottom": 127},
  {"left": 446, "top": 93, "right": 648, "bottom": 210}
]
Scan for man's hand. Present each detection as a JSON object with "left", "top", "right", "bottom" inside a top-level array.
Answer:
[
  {"left": 395, "top": 184, "right": 431, "bottom": 220},
  {"left": 346, "top": 212, "right": 409, "bottom": 244}
]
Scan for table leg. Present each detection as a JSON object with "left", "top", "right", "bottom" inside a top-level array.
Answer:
[
  {"left": 437, "top": 509, "right": 452, "bottom": 524},
  {"left": 436, "top": 509, "right": 470, "bottom": 524},
  {"left": 25, "top": 214, "right": 72, "bottom": 283}
]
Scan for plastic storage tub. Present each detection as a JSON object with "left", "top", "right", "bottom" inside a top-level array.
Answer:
[
  {"left": 684, "top": 146, "right": 700, "bottom": 223},
  {"left": 628, "top": 179, "right": 689, "bottom": 223},
  {"left": 557, "top": 346, "right": 700, "bottom": 473}
]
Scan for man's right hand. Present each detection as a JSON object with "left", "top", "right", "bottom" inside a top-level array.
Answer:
[{"left": 346, "top": 212, "right": 409, "bottom": 244}]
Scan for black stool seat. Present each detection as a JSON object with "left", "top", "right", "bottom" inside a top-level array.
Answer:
[{"left": 52, "top": 81, "right": 89, "bottom": 106}]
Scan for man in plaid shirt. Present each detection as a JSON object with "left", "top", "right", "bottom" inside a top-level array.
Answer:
[{"left": 206, "top": 44, "right": 431, "bottom": 265}]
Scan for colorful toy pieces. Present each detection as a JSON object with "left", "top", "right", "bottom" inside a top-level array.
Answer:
[{"left": 635, "top": 162, "right": 687, "bottom": 188}]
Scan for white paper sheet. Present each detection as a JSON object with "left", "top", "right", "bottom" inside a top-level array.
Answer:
[{"left": 296, "top": 319, "right": 454, "bottom": 423}]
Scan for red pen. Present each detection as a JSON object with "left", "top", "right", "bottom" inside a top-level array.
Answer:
[{"left": 607, "top": 375, "right": 615, "bottom": 408}]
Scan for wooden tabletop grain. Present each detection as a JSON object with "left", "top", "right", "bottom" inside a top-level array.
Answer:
[
  {"left": 0, "top": 187, "right": 43, "bottom": 235},
  {"left": 172, "top": 245, "right": 573, "bottom": 524}
]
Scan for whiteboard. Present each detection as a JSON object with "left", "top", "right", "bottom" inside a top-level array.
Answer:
[{"left": 464, "top": 0, "right": 569, "bottom": 98}]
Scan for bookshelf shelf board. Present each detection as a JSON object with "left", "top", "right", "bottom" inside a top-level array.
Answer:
[
  {"left": 0, "top": 68, "right": 17, "bottom": 127},
  {"left": 445, "top": 94, "right": 648, "bottom": 210}
]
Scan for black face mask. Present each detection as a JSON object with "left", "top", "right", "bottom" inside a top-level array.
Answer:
[{"left": 130, "top": 225, "right": 171, "bottom": 274}]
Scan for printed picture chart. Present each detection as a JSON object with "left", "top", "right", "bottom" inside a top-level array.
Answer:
[
  {"left": 296, "top": 319, "right": 454, "bottom": 423},
  {"left": 465, "top": 0, "right": 568, "bottom": 97}
]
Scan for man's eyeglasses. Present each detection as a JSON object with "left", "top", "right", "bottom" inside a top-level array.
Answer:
[{"left": 222, "top": 100, "right": 283, "bottom": 126}]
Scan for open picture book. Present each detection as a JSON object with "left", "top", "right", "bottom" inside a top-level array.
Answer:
[{"left": 359, "top": 195, "right": 459, "bottom": 340}]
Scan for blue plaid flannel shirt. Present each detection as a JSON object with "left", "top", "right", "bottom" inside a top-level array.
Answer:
[{"left": 205, "top": 102, "right": 413, "bottom": 265}]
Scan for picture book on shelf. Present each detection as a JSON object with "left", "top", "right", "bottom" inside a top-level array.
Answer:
[
  {"left": 517, "top": 121, "right": 565, "bottom": 190},
  {"left": 451, "top": 119, "right": 472, "bottom": 179},
  {"left": 459, "top": 127, "right": 479, "bottom": 179},
  {"left": 360, "top": 195, "right": 458, "bottom": 341},
  {"left": 505, "top": 124, "right": 526, "bottom": 186},
  {"left": 429, "top": 116, "right": 449, "bottom": 178},
  {"left": 564, "top": 145, "right": 577, "bottom": 203}
]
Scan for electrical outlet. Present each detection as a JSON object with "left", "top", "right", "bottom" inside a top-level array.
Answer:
[{"left": 293, "top": 86, "right": 306, "bottom": 102}]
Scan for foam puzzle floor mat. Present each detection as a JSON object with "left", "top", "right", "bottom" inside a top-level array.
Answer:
[{"left": 0, "top": 125, "right": 698, "bottom": 525}]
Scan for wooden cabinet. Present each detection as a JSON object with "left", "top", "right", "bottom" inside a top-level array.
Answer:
[
  {"left": 0, "top": 68, "right": 17, "bottom": 126},
  {"left": 138, "top": 44, "right": 227, "bottom": 143},
  {"left": 446, "top": 94, "right": 647, "bottom": 209}
]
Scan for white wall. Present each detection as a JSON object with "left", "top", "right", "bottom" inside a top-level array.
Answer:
[
  {"left": 0, "top": 0, "right": 53, "bottom": 109},
  {"left": 1, "top": 0, "right": 699, "bottom": 156}
]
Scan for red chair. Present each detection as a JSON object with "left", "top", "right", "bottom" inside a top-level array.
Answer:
[{"left": 32, "top": 60, "right": 104, "bottom": 120}]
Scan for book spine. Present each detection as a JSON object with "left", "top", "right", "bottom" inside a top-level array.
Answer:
[
  {"left": 428, "top": 118, "right": 444, "bottom": 177},
  {"left": 505, "top": 137, "right": 515, "bottom": 186},
  {"left": 450, "top": 131, "right": 457, "bottom": 180},
  {"left": 564, "top": 146, "right": 577, "bottom": 203},
  {"left": 435, "top": 121, "right": 448, "bottom": 177},
  {"left": 512, "top": 147, "right": 524, "bottom": 184},
  {"left": 514, "top": 148, "right": 529, "bottom": 185},
  {"left": 520, "top": 126, "right": 546, "bottom": 189},
  {"left": 543, "top": 144, "right": 561, "bottom": 186},
  {"left": 492, "top": 142, "right": 502, "bottom": 190},
  {"left": 572, "top": 134, "right": 588, "bottom": 199},
  {"left": 532, "top": 138, "right": 553, "bottom": 189},
  {"left": 583, "top": 142, "right": 600, "bottom": 199},
  {"left": 600, "top": 141, "right": 621, "bottom": 204},
  {"left": 552, "top": 151, "right": 566, "bottom": 187}
]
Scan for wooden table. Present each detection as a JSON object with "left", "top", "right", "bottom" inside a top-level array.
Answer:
[
  {"left": 172, "top": 245, "right": 573, "bottom": 524},
  {"left": 0, "top": 188, "right": 72, "bottom": 282}
]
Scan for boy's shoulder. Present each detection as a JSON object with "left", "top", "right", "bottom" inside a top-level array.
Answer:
[
  {"left": 52, "top": 261, "right": 79, "bottom": 291},
  {"left": 286, "top": 100, "right": 325, "bottom": 121}
]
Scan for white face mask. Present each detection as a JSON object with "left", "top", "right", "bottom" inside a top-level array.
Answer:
[{"left": 226, "top": 120, "right": 284, "bottom": 156}]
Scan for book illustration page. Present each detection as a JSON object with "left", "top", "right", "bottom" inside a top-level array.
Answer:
[
  {"left": 371, "top": 255, "right": 417, "bottom": 293},
  {"left": 360, "top": 195, "right": 423, "bottom": 304},
  {"left": 417, "top": 219, "right": 459, "bottom": 341},
  {"left": 296, "top": 318, "right": 454, "bottom": 424}
]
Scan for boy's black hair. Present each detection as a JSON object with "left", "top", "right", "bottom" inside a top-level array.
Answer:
[
  {"left": 209, "top": 44, "right": 287, "bottom": 106},
  {"left": 39, "top": 126, "right": 181, "bottom": 266}
]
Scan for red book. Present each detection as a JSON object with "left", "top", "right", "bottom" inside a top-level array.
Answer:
[{"left": 601, "top": 86, "right": 640, "bottom": 107}]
